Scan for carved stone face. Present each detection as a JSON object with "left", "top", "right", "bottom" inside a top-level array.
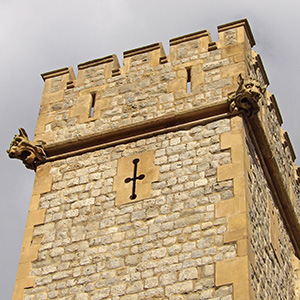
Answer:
[
  {"left": 7, "top": 128, "right": 46, "bottom": 170},
  {"left": 7, "top": 136, "right": 35, "bottom": 163},
  {"left": 229, "top": 74, "right": 266, "bottom": 118},
  {"left": 236, "top": 78, "right": 262, "bottom": 107}
]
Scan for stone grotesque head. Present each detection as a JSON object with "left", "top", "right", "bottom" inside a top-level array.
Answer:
[
  {"left": 228, "top": 74, "right": 266, "bottom": 118},
  {"left": 7, "top": 128, "right": 46, "bottom": 170}
]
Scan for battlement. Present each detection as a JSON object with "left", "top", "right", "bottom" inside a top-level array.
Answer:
[
  {"left": 34, "top": 19, "right": 299, "bottom": 189},
  {"left": 217, "top": 19, "right": 256, "bottom": 47},
  {"left": 33, "top": 18, "right": 300, "bottom": 256},
  {"left": 40, "top": 20, "right": 256, "bottom": 91},
  {"left": 36, "top": 19, "right": 266, "bottom": 144},
  {"left": 35, "top": 18, "right": 300, "bottom": 213}
]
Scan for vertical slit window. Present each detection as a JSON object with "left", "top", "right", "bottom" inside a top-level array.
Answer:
[
  {"left": 186, "top": 68, "right": 191, "bottom": 93},
  {"left": 89, "top": 93, "right": 96, "bottom": 118}
]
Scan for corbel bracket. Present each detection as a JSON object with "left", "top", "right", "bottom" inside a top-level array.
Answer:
[
  {"left": 228, "top": 74, "right": 266, "bottom": 118},
  {"left": 7, "top": 128, "right": 46, "bottom": 171}
]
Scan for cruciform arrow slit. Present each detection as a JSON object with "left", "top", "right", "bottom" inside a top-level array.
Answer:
[{"left": 124, "top": 158, "right": 145, "bottom": 200}]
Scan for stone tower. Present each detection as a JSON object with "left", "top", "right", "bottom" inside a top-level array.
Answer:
[{"left": 8, "top": 19, "right": 300, "bottom": 299}]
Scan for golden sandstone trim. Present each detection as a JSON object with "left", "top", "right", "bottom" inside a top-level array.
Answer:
[
  {"left": 215, "top": 116, "right": 254, "bottom": 299},
  {"left": 12, "top": 163, "right": 52, "bottom": 300},
  {"left": 113, "top": 151, "right": 159, "bottom": 206},
  {"left": 215, "top": 112, "right": 300, "bottom": 298},
  {"left": 247, "top": 114, "right": 300, "bottom": 258}
]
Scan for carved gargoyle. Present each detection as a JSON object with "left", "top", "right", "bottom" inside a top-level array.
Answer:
[
  {"left": 7, "top": 128, "right": 46, "bottom": 170},
  {"left": 228, "top": 74, "right": 266, "bottom": 118}
]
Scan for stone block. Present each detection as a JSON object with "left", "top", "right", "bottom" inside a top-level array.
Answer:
[
  {"left": 237, "top": 238, "right": 248, "bottom": 257},
  {"left": 215, "top": 198, "right": 238, "bottom": 218},
  {"left": 32, "top": 163, "right": 53, "bottom": 196},
  {"left": 29, "top": 195, "right": 40, "bottom": 212},
  {"left": 15, "top": 262, "right": 31, "bottom": 280},
  {"left": 165, "top": 281, "right": 193, "bottom": 296},
  {"left": 215, "top": 256, "right": 249, "bottom": 286},
  {"left": 224, "top": 227, "right": 247, "bottom": 243},
  {"left": 13, "top": 277, "right": 35, "bottom": 300},
  {"left": 19, "top": 244, "right": 40, "bottom": 264},
  {"left": 114, "top": 151, "right": 159, "bottom": 205},
  {"left": 227, "top": 213, "right": 247, "bottom": 232},
  {"left": 21, "top": 226, "right": 34, "bottom": 250},
  {"left": 217, "top": 164, "right": 234, "bottom": 181},
  {"left": 25, "top": 209, "right": 46, "bottom": 227},
  {"left": 220, "top": 128, "right": 244, "bottom": 150},
  {"left": 178, "top": 267, "right": 198, "bottom": 281},
  {"left": 233, "top": 279, "right": 253, "bottom": 300}
]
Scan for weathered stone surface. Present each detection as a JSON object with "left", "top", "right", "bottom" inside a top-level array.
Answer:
[
  {"left": 25, "top": 119, "right": 236, "bottom": 299},
  {"left": 247, "top": 136, "right": 296, "bottom": 299},
  {"left": 7, "top": 128, "right": 46, "bottom": 170},
  {"left": 14, "top": 19, "right": 300, "bottom": 300}
]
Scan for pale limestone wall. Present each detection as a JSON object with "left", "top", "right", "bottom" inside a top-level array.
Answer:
[
  {"left": 247, "top": 132, "right": 296, "bottom": 299},
  {"left": 24, "top": 120, "right": 236, "bottom": 300}
]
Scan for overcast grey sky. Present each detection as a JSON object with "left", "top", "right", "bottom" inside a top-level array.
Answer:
[{"left": 1, "top": 0, "right": 300, "bottom": 298}]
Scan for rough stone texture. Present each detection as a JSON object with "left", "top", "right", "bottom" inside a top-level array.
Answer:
[
  {"left": 264, "top": 94, "right": 300, "bottom": 218},
  {"left": 12, "top": 19, "right": 300, "bottom": 299},
  {"left": 34, "top": 29, "right": 239, "bottom": 144},
  {"left": 247, "top": 136, "right": 295, "bottom": 299},
  {"left": 26, "top": 120, "right": 234, "bottom": 299}
]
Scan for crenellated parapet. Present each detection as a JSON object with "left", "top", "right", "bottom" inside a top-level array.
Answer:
[
  {"left": 32, "top": 20, "right": 299, "bottom": 208},
  {"left": 11, "top": 20, "right": 298, "bottom": 200},
  {"left": 32, "top": 19, "right": 300, "bottom": 232},
  {"left": 35, "top": 19, "right": 261, "bottom": 146}
]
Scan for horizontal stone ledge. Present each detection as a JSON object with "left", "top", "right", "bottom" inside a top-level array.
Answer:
[
  {"left": 169, "top": 29, "right": 210, "bottom": 46},
  {"left": 41, "top": 67, "right": 75, "bottom": 81},
  {"left": 123, "top": 42, "right": 165, "bottom": 58},
  {"left": 43, "top": 101, "right": 232, "bottom": 160},
  {"left": 78, "top": 54, "right": 120, "bottom": 70}
]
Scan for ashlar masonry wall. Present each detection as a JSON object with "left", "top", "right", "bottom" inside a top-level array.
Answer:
[
  {"left": 34, "top": 21, "right": 254, "bottom": 145},
  {"left": 25, "top": 120, "right": 235, "bottom": 300},
  {"left": 12, "top": 19, "right": 300, "bottom": 300}
]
